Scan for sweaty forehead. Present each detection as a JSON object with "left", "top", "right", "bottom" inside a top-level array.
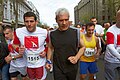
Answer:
[{"left": 25, "top": 17, "right": 35, "bottom": 20}]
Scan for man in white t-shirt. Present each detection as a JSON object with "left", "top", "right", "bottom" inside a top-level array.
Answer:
[
  {"left": 90, "top": 17, "right": 104, "bottom": 48},
  {"left": 3, "top": 26, "right": 27, "bottom": 80},
  {"left": 104, "top": 10, "right": 120, "bottom": 80},
  {"left": 13, "top": 12, "right": 49, "bottom": 80}
]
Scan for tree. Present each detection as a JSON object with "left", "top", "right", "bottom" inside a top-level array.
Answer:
[{"left": 106, "top": 0, "right": 119, "bottom": 22}]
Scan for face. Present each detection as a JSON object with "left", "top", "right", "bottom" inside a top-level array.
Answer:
[
  {"left": 91, "top": 18, "right": 97, "bottom": 25},
  {"left": 56, "top": 13, "right": 69, "bottom": 30},
  {"left": 104, "top": 23, "right": 110, "bottom": 29},
  {"left": 24, "top": 17, "right": 38, "bottom": 32},
  {"left": 3, "top": 28, "right": 13, "bottom": 40},
  {"left": 86, "top": 25, "right": 95, "bottom": 37}
]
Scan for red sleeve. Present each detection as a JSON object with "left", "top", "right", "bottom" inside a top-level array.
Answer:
[
  {"left": 8, "top": 44, "right": 14, "bottom": 52},
  {"left": 13, "top": 31, "right": 20, "bottom": 45},
  {"left": 44, "top": 33, "right": 49, "bottom": 52},
  {"left": 106, "top": 32, "right": 114, "bottom": 44},
  {"left": 45, "top": 33, "right": 49, "bottom": 43}
]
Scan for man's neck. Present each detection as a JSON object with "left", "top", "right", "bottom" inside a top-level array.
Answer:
[
  {"left": 58, "top": 26, "right": 69, "bottom": 31},
  {"left": 116, "top": 23, "right": 120, "bottom": 28}
]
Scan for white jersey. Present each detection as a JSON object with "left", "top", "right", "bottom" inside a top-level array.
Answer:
[
  {"left": 15, "top": 27, "right": 47, "bottom": 68},
  {"left": 95, "top": 24, "right": 104, "bottom": 47},
  {"left": 105, "top": 24, "right": 120, "bottom": 63},
  {"left": 95, "top": 24, "right": 104, "bottom": 35},
  {"left": 8, "top": 41, "right": 26, "bottom": 67}
]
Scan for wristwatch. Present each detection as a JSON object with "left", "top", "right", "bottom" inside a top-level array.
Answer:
[{"left": 12, "top": 56, "right": 16, "bottom": 60}]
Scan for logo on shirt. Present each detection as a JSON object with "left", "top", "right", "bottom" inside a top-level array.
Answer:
[{"left": 25, "top": 36, "right": 39, "bottom": 49}]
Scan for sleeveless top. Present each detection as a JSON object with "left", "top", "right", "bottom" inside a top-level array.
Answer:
[
  {"left": 50, "top": 27, "right": 78, "bottom": 73},
  {"left": 80, "top": 34, "right": 96, "bottom": 62}
]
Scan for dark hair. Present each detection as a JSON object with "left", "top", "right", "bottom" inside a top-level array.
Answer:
[
  {"left": 23, "top": 12, "right": 37, "bottom": 21},
  {"left": 90, "top": 17, "right": 96, "bottom": 20},
  {"left": 3, "top": 25, "right": 13, "bottom": 32},
  {"left": 86, "top": 22, "right": 95, "bottom": 29}
]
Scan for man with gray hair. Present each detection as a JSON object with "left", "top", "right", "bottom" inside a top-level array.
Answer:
[{"left": 46, "top": 8, "right": 84, "bottom": 80}]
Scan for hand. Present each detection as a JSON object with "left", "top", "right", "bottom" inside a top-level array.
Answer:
[
  {"left": 45, "top": 63, "right": 52, "bottom": 70},
  {"left": 94, "top": 53, "right": 100, "bottom": 60},
  {"left": 5, "top": 55, "right": 12, "bottom": 64},
  {"left": 68, "top": 56, "right": 78, "bottom": 64},
  {"left": 19, "top": 45, "right": 25, "bottom": 54},
  {"left": 39, "top": 51, "right": 46, "bottom": 58}
]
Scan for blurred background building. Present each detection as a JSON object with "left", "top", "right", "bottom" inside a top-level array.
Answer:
[
  {"left": 74, "top": 0, "right": 120, "bottom": 25},
  {"left": 0, "top": 0, "right": 39, "bottom": 28}
]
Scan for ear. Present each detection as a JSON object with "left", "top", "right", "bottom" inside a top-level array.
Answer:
[{"left": 36, "top": 20, "right": 38, "bottom": 24}]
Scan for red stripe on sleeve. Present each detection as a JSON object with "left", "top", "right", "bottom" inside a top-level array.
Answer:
[
  {"left": 13, "top": 31, "right": 20, "bottom": 45},
  {"left": 117, "top": 34, "right": 120, "bottom": 45},
  {"left": 45, "top": 34, "right": 49, "bottom": 43},
  {"left": 106, "top": 32, "right": 114, "bottom": 44}
]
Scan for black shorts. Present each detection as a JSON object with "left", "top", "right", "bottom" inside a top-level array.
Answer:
[
  {"left": 53, "top": 64, "right": 78, "bottom": 80},
  {"left": 10, "top": 71, "right": 27, "bottom": 78}
]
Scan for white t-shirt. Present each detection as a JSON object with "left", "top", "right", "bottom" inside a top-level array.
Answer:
[
  {"left": 15, "top": 27, "right": 48, "bottom": 68},
  {"left": 105, "top": 24, "right": 120, "bottom": 63},
  {"left": 8, "top": 40, "right": 26, "bottom": 67},
  {"left": 95, "top": 24, "right": 104, "bottom": 47}
]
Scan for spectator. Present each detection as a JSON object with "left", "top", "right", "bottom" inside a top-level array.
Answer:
[{"left": 0, "top": 25, "right": 10, "bottom": 80}]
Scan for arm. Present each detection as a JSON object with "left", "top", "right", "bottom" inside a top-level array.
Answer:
[
  {"left": 95, "top": 37, "right": 101, "bottom": 57},
  {"left": 39, "top": 32, "right": 49, "bottom": 58},
  {"left": 106, "top": 32, "right": 120, "bottom": 59},
  {"left": 45, "top": 40, "right": 54, "bottom": 70},
  {"left": 68, "top": 38, "right": 85, "bottom": 64}
]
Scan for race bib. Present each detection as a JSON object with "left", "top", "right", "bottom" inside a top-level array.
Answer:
[
  {"left": 84, "top": 48, "right": 95, "bottom": 57},
  {"left": 27, "top": 51, "right": 40, "bottom": 64}
]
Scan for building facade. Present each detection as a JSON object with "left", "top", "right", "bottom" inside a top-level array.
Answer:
[
  {"left": 1, "top": 0, "right": 39, "bottom": 27},
  {"left": 74, "top": 0, "right": 120, "bottom": 25}
]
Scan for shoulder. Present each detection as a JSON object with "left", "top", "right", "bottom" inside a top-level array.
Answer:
[
  {"left": 36, "top": 27, "right": 47, "bottom": 34},
  {"left": 107, "top": 25, "right": 116, "bottom": 33},
  {"left": 96, "top": 24, "right": 103, "bottom": 29},
  {"left": 69, "top": 26, "right": 79, "bottom": 31},
  {"left": 15, "top": 27, "right": 26, "bottom": 32}
]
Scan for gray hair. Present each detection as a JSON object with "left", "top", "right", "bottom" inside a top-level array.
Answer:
[{"left": 55, "top": 8, "right": 70, "bottom": 18}]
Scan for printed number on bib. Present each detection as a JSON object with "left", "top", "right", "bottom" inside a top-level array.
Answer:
[
  {"left": 27, "top": 51, "right": 40, "bottom": 64},
  {"left": 84, "top": 48, "right": 95, "bottom": 57}
]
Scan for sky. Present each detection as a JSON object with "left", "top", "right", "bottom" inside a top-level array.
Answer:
[{"left": 28, "top": 0, "right": 80, "bottom": 27}]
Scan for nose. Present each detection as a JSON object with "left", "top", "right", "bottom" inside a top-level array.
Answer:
[
  {"left": 28, "top": 22, "right": 31, "bottom": 26},
  {"left": 63, "top": 20, "right": 66, "bottom": 25}
]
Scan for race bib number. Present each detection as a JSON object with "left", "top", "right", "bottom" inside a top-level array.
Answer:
[
  {"left": 84, "top": 48, "right": 95, "bottom": 57},
  {"left": 27, "top": 51, "right": 40, "bottom": 64}
]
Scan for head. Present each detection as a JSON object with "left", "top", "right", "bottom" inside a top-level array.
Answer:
[
  {"left": 76, "top": 24, "right": 81, "bottom": 28},
  {"left": 23, "top": 11, "right": 38, "bottom": 32},
  {"left": 103, "top": 22, "right": 111, "bottom": 29},
  {"left": 81, "top": 24, "right": 86, "bottom": 30},
  {"left": 116, "top": 10, "right": 120, "bottom": 28},
  {"left": 85, "top": 23, "right": 95, "bottom": 37},
  {"left": 55, "top": 8, "right": 70, "bottom": 30},
  {"left": 3, "top": 25, "right": 13, "bottom": 40},
  {"left": 90, "top": 17, "right": 97, "bottom": 25}
]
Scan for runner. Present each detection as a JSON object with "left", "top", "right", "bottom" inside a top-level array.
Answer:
[
  {"left": 13, "top": 12, "right": 49, "bottom": 80},
  {"left": 79, "top": 23, "right": 101, "bottom": 80}
]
